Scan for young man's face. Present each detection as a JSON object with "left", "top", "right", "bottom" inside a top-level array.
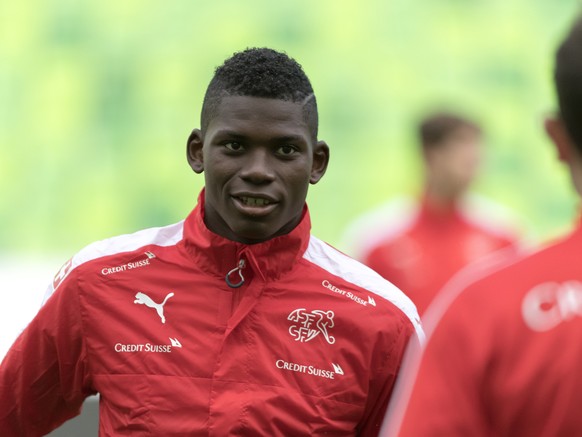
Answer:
[
  {"left": 425, "top": 127, "right": 482, "bottom": 197},
  {"left": 187, "top": 95, "right": 329, "bottom": 244}
]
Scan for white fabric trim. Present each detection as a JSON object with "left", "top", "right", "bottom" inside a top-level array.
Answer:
[
  {"left": 458, "top": 193, "right": 520, "bottom": 238},
  {"left": 303, "top": 235, "right": 424, "bottom": 342},
  {"left": 42, "top": 221, "right": 185, "bottom": 305},
  {"left": 338, "top": 197, "right": 419, "bottom": 261}
]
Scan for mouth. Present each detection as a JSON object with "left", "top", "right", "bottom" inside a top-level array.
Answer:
[
  {"left": 238, "top": 196, "right": 273, "bottom": 207},
  {"left": 232, "top": 194, "right": 278, "bottom": 216}
]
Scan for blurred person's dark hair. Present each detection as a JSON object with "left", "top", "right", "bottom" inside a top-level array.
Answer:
[
  {"left": 555, "top": 17, "right": 582, "bottom": 153},
  {"left": 419, "top": 112, "right": 481, "bottom": 149},
  {"left": 201, "top": 47, "right": 318, "bottom": 139}
]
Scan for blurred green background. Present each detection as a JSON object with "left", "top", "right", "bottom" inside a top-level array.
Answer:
[{"left": 1, "top": 0, "right": 580, "bottom": 259}]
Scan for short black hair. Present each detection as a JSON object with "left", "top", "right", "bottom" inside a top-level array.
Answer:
[
  {"left": 418, "top": 112, "right": 481, "bottom": 149},
  {"left": 555, "top": 17, "right": 582, "bottom": 154},
  {"left": 201, "top": 48, "right": 318, "bottom": 139}
]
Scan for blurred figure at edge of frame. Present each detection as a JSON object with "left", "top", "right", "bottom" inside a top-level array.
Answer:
[{"left": 343, "top": 112, "right": 521, "bottom": 318}]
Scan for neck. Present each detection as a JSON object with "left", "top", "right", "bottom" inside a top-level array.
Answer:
[{"left": 423, "top": 182, "right": 462, "bottom": 210}]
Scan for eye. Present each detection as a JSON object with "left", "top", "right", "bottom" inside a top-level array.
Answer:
[
  {"left": 224, "top": 142, "right": 244, "bottom": 152},
  {"left": 277, "top": 145, "right": 297, "bottom": 156}
]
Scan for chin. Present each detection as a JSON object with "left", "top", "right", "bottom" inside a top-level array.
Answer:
[{"left": 231, "top": 225, "right": 278, "bottom": 244}]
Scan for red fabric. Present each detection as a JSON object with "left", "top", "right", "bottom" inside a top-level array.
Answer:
[
  {"left": 0, "top": 194, "right": 418, "bottom": 436},
  {"left": 363, "top": 198, "right": 517, "bottom": 316},
  {"left": 395, "top": 222, "right": 582, "bottom": 436}
]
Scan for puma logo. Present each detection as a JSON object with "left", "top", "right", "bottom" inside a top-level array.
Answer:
[{"left": 134, "top": 292, "right": 174, "bottom": 323}]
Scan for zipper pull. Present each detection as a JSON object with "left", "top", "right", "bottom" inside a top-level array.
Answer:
[{"left": 225, "top": 259, "right": 245, "bottom": 288}]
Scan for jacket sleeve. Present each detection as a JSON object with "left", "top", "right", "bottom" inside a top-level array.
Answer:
[
  {"left": 0, "top": 267, "right": 94, "bottom": 436},
  {"left": 357, "top": 312, "right": 418, "bottom": 437}
]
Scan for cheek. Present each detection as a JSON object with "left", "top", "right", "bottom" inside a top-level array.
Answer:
[
  {"left": 286, "top": 165, "right": 312, "bottom": 186},
  {"left": 286, "top": 173, "right": 311, "bottom": 205},
  {"left": 456, "top": 143, "right": 481, "bottom": 165},
  {"left": 204, "top": 159, "right": 234, "bottom": 183},
  {"left": 446, "top": 145, "right": 477, "bottom": 170}
]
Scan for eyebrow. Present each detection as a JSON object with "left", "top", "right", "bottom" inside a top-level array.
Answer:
[
  {"left": 213, "top": 130, "right": 246, "bottom": 140},
  {"left": 213, "top": 130, "right": 306, "bottom": 143},
  {"left": 272, "top": 134, "right": 306, "bottom": 143}
]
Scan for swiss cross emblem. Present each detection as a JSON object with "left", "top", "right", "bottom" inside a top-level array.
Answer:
[
  {"left": 288, "top": 308, "right": 336, "bottom": 344},
  {"left": 52, "top": 258, "right": 73, "bottom": 290}
]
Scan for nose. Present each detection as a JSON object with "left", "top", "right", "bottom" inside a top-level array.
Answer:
[{"left": 239, "top": 148, "right": 276, "bottom": 184}]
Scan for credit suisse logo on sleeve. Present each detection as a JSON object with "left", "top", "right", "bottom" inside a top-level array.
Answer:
[
  {"left": 100, "top": 251, "right": 156, "bottom": 276},
  {"left": 321, "top": 279, "right": 377, "bottom": 307}
]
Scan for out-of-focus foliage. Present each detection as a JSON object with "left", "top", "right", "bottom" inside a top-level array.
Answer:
[{"left": 0, "top": 0, "right": 579, "bottom": 257}]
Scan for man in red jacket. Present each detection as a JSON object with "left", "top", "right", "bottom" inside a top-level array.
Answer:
[
  {"left": 343, "top": 112, "right": 519, "bottom": 318},
  {"left": 385, "top": 17, "right": 582, "bottom": 437},
  {"left": 0, "top": 48, "right": 423, "bottom": 436}
]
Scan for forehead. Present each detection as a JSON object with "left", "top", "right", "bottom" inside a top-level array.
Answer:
[
  {"left": 432, "top": 127, "right": 481, "bottom": 151},
  {"left": 446, "top": 126, "right": 481, "bottom": 143},
  {"left": 207, "top": 95, "right": 310, "bottom": 137}
]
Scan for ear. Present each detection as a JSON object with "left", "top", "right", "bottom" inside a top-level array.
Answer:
[
  {"left": 545, "top": 117, "right": 574, "bottom": 163},
  {"left": 187, "top": 129, "right": 204, "bottom": 174},
  {"left": 310, "top": 141, "right": 330, "bottom": 184}
]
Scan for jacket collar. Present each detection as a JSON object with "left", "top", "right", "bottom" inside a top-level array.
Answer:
[
  {"left": 418, "top": 193, "right": 465, "bottom": 226},
  {"left": 182, "top": 190, "right": 312, "bottom": 282}
]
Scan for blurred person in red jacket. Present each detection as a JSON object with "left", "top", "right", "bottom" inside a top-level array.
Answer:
[
  {"left": 343, "top": 111, "right": 520, "bottom": 317},
  {"left": 385, "top": 16, "right": 582, "bottom": 437}
]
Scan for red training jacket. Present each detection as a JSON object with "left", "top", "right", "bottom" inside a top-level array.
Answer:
[
  {"left": 0, "top": 194, "right": 423, "bottom": 436},
  {"left": 390, "top": 219, "right": 582, "bottom": 436},
  {"left": 348, "top": 196, "right": 518, "bottom": 316}
]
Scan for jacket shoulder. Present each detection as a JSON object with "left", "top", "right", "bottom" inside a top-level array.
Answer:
[
  {"left": 44, "top": 221, "right": 185, "bottom": 302},
  {"left": 421, "top": 234, "right": 578, "bottom": 338},
  {"left": 339, "top": 196, "right": 419, "bottom": 261},
  {"left": 458, "top": 194, "right": 521, "bottom": 242},
  {"left": 303, "top": 235, "right": 424, "bottom": 341},
  {"left": 78, "top": 220, "right": 184, "bottom": 261}
]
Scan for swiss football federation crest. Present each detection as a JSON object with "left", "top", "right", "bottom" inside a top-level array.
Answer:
[{"left": 288, "top": 308, "right": 336, "bottom": 344}]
